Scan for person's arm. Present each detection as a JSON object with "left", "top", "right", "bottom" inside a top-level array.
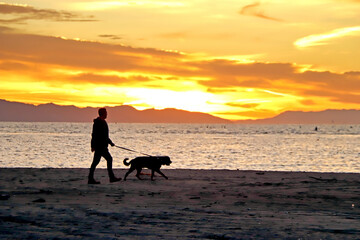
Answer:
[
  {"left": 91, "top": 121, "right": 98, "bottom": 151},
  {"left": 108, "top": 138, "right": 115, "bottom": 147}
]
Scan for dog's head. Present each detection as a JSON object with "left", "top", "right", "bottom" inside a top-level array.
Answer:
[{"left": 159, "top": 156, "right": 172, "bottom": 166}]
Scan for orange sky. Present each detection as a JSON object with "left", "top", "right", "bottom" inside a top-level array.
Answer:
[{"left": 1, "top": 0, "right": 360, "bottom": 120}]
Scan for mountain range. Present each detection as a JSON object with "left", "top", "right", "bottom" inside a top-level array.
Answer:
[
  {"left": 0, "top": 99, "right": 230, "bottom": 123},
  {"left": 236, "top": 110, "right": 360, "bottom": 124},
  {"left": 0, "top": 99, "right": 359, "bottom": 124}
]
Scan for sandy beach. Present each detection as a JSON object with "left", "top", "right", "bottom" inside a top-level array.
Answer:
[{"left": 0, "top": 168, "right": 360, "bottom": 239}]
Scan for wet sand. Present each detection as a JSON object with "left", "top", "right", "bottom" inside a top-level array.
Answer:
[{"left": 0, "top": 168, "right": 360, "bottom": 239}]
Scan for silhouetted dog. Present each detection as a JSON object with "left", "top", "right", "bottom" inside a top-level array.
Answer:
[{"left": 123, "top": 156, "right": 172, "bottom": 181}]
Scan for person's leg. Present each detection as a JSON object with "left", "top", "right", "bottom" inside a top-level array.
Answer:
[
  {"left": 102, "top": 149, "right": 121, "bottom": 182},
  {"left": 88, "top": 151, "right": 101, "bottom": 184}
]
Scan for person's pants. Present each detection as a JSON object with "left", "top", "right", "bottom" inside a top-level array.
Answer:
[{"left": 89, "top": 148, "right": 115, "bottom": 180}]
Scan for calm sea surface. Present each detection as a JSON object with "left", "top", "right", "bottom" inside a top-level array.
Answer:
[{"left": 0, "top": 122, "right": 359, "bottom": 173}]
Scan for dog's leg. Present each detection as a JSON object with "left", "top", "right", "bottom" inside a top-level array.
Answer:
[
  {"left": 124, "top": 167, "right": 135, "bottom": 181},
  {"left": 151, "top": 170, "right": 155, "bottom": 181},
  {"left": 155, "top": 169, "right": 168, "bottom": 180},
  {"left": 135, "top": 168, "right": 143, "bottom": 180}
]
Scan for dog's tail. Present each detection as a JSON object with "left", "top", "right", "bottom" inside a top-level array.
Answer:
[{"left": 123, "top": 158, "right": 131, "bottom": 166}]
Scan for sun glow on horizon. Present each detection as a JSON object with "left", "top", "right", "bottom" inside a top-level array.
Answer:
[{"left": 124, "top": 88, "right": 219, "bottom": 112}]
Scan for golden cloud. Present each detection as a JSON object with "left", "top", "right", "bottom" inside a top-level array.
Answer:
[
  {"left": 239, "top": 2, "right": 283, "bottom": 22},
  {"left": 1, "top": 28, "right": 360, "bottom": 118},
  {"left": 0, "top": 2, "right": 96, "bottom": 23},
  {"left": 294, "top": 26, "right": 360, "bottom": 48}
]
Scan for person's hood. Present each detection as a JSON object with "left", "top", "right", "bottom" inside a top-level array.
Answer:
[{"left": 93, "top": 117, "right": 104, "bottom": 123}]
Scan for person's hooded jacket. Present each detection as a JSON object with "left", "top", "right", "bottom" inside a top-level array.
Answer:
[{"left": 91, "top": 117, "right": 114, "bottom": 150}]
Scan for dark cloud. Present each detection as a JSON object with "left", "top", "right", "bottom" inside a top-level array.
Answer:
[
  {"left": 98, "top": 34, "right": 123, "bottom": 40},
  {"left": 71, "top": 73, "right": 133, "bottom": 85},
  {"left": 0, "top": 3, "right": 96, "bottom": 23},
  {"left": 225, "top": 102, "right": 260, "bottom": 109},
  {"left": 302, "top": 89, "right": 360, "bottom": 104},
  {"left": 70, "top": 73, "right": 153, "bottom": 85},
  {"left": 0, "top": 31, "right": 183, "bottom": 73},
  {"left": 0, "top": 61, "right": 30, "bottom": 71},
  {"left": 193, "top": 58, "right": 360, "bottom": 105},
  {"left": 239, "top": 2, "right": 283, "bottom": 22},
  {"left": 300, "top": 99, "right": 316, "bottom": 106},
  {"left": 293, "top": 70, "right": 360, "bottom": 92}
]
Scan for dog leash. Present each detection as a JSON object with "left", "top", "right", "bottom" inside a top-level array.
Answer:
[{"left": 114, "top": 145, "right": 153, "bottom": 157}]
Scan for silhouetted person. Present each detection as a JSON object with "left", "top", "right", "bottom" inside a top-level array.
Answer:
[{"left": 88, "top": 108, "right": 121, "bottom": 184}]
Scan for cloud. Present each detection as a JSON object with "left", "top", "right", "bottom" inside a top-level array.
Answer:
[
  {"left": 294, "top": 26, "right": 360, "bottom": 48},
  {"left": 193, "top": 60, "right": 295, "bottom": 87},
  {"left": 0, "top": 61, "right": 30, "bottom": 71},
  {"left": 225, "top": 102, "right": 260, "bottom": 109},
  {"left": 0, "top": 30, "right": 185, "bottom": 73},
  {"left": 98, "top": 34, "right": 123, "bottom": 40},
  {"left": 0, "top": 28, "right": 195, "bottom": 90},
  {"left": 303, "top": 89, "right": 360, "bottom": 104},
  {"left": 194, "top": 59, "right": 360, "bottom": 104},
  {"left": 0, "top": 28, "right": 360, "bottom": 111},
  {"left": 0, "top": 2, "right": 96, "bottom": 23},
  {"left": 70, "top": 73, "right": 153, "bottom": 85},
  {"left": 239, "top": 2, "right": 283, "bottom": 22},
  {"left": 71, "top": 1, "right": 185, "bottom": 11},
  {"left": 300, "top": 99, "right": 316, "bottom": 106}
]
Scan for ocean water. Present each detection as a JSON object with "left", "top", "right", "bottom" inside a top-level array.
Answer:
[{"left": 0, "top": 122, "right": 359, "bottom": 173}]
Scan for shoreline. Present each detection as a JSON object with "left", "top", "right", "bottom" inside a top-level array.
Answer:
[
  {"left": 1, "top": 168, "right": 360, "bottom": 239},
  {"left": 3, "top": 167, "right": 360, "bottom": 174}
]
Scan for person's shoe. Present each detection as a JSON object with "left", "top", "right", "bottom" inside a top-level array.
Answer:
[
  {"left": 88, "top": 179, "right": 100, "bottom": 184},
  {"left": 110, "top": 177, "right": 122, "bottom": 183}
]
